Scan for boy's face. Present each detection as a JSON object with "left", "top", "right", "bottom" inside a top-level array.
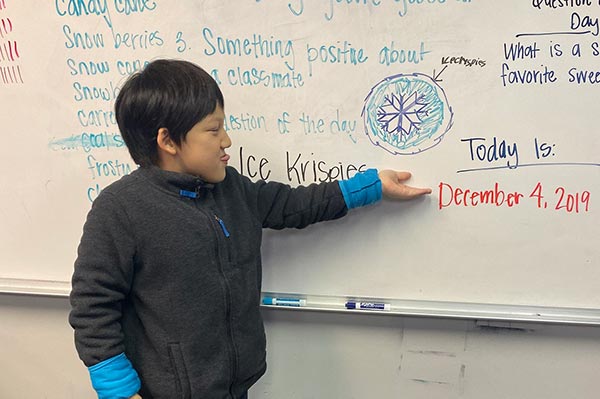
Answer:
[{"left": 170, "top": 105, "right": 232, "bottom": 183}]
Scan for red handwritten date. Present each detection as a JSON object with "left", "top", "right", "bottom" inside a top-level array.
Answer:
[{"left": 439, "top": 181, "right": 592, "bottom": 213}]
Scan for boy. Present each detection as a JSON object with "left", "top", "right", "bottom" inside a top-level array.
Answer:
[{"left": 69, "top": 59, "right": 431, "bottom": 399}]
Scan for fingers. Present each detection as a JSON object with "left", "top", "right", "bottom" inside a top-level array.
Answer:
[
  {"left": 394, "top": 171, "right": 412, "bottom": 182},
  {"left": 399, "top": 185, "right": 432, "bottom": 198},
  {"left": 384, "top": 184, "right": 431, "bottom": 200},
  {"left": 415, "top": 187, "right": 433, "bottom": 196},
  {"left": 408, "top": 186, "right": 433, "bottom": 196}
]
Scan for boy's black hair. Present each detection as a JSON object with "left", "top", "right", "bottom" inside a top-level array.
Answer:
[{"left": 115, "top": 59, "right": 224, "bottom": 167}]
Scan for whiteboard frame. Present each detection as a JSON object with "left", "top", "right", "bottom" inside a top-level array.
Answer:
[
  {"left": 259, "top": 291, "right": 600, "bottom": 326},
  {"left": 0, "top": 278, "right": 71, "bottom": 297},
  {"left": 2, "top": 279, "right": 599, "bottom": 326}
]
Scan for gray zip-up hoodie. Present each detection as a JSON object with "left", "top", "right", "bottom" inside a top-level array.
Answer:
[{"left": 69, "top": 166, "right": 348, "bottom": 398}]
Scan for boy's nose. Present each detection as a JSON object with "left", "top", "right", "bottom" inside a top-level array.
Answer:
[{"left": 222, "top": 130, "right": 232, "bottom": 148}]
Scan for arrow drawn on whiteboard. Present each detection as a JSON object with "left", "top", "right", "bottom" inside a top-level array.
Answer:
[{"left": 432, "top": 65, "right": 448, "bottom": 82}]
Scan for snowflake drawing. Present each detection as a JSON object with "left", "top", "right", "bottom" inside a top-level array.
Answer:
[
  {"left": 362, "top": 73, "right": 454, "bottom": 155},
  {"left": 376, "top": 92, "right": 428, "bottom": 143}
]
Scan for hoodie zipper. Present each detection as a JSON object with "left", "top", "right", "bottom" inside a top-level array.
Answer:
[
  {"left": 215, "top": 215, "right": 231, "bottom": 238},
  {"left": 183, "top": 187, "right": 238, "bottom": 394},
  {"left": 210, "top": 214, "right": 238, "bottom": 397}
]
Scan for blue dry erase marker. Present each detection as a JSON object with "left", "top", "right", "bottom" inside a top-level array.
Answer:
[
  {"left": 262, "top": 297, "right": 307, "bottom": 307},
  {"left": 345, "top": 301, "right": 391, "bottom": 311}
]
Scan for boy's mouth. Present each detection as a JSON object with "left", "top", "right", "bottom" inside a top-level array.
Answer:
[{"left": 221, "top": 154, "right": 230, "bottom": 163}]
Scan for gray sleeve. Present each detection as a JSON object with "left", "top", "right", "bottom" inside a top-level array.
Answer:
[
  {"left": 241, "top": 175, "right": 349, "bottom": 230},
  {"left": 69, "top": 192, "right": 136, "bottom": 367}
]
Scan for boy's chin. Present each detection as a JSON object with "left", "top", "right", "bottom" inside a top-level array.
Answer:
[{"left": 203, "top": 170, "right": 227, "bottom": 184}]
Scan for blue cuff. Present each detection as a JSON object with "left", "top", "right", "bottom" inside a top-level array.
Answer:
[
  {"left": 88, "top": 353, "right": 141, "bottom": 399},
  {"left": 338, "top": 169, "right": 382, "bottom": 209}
]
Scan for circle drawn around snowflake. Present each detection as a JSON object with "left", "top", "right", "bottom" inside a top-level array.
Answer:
[{"left": 362, "top": 73, "right": 453, "bottom": 155}]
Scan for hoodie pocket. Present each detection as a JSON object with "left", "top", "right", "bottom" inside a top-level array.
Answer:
[{"left": 168, "top": 343, "right": 192, "bottom": 399}]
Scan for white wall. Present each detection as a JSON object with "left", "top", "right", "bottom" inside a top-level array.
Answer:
[
  {"left": 0, "top": 295, "right": 94, "bottom": 398},
  {"left": 2, "top": 294, "right": 600, "bottom": 399}
]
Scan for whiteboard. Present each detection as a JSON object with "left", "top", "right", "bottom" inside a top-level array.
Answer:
[{"left": 0, "top": 1, "right": 598, "bottom": 310}]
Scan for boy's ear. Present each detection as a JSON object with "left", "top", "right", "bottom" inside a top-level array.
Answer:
[{"left": 157, "top": 128, "right": 177, "bottom": 155}]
